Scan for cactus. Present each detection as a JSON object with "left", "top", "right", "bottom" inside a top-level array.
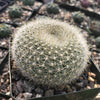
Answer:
[
  {"left": 0, "top": 24, "right": 11, "bottom": 38},
  {"left": 95, "top": 37, "right": 100, "bottom": 48},
  {"left": 46, "top": 3, "right": 59, "bottom": 14},
  {"left": 22, "top": 0, "right": 35, "bottom": 6},
  {"left": 80, "top": 0, "right": 91, "bottom": 8},
  {"left": 8, "top": 5, "right": 22, "bottom": 18},
  {"left": 72, "top": 11, "right": 85, "bottom": 23},
  {"left": 90, "top": 20, "right": 100, "bottom": 32},
  {"left": 90, "top": 20, "right": 100, "bottom": 36},
  {"left": 97, "top": 0, "right": 100, "bottom": 5},
  {"left": 12, "top": 18, "right": 89, "bottom": 87}
]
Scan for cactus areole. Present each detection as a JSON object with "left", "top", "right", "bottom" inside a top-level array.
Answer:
[{"left": 12, "top": 18, "right": 89, "bottom": 87}]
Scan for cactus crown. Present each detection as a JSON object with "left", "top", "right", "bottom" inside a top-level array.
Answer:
[
  {"left": 0, "top": 24, "right": 11, "bottom": 38},
  {"left": 12, "top": 18, "right": 89, "bottom": 87},
  {"left": 8, "top": 5, "right": 22, "bottom": 18}
]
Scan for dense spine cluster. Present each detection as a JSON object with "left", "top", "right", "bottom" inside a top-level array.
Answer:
[{"left": 12, "top": 18, "right": 89, "bottom": 87}]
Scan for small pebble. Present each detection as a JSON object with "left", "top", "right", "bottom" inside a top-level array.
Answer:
[
  {"left": 23, "top": 92, "right": 32, "bottom": 99},
  {"left": 16, "top": 97, "right": 24, "bottom": 100},
  {"left": 7, "top": 86, "right": 10, "bottom": 91},
  {"left": 2, "top": 99, "right": 6, "bottom": 100},
  {"left": 1, "top": 78, "right": 4, "bottom": 83},
  {"left": 87, "top": 7, "right": 94, "bottom": 12},
  {"left": 76, "top": 82, "right": 83, "bottom": 88},
  {"left": 36, "top": 94, "right": 42, "bottom": 98},
  {"left": 88, "top": 72, "right": 96, "bottom": 78},
  {"left": 0, "top": 52, "right": 3, "bottom": 58},
  {"left": 93, "top": 52, "right": 97, "bottom": 56},
  {"left": 6, "top": 92, "right": 10, "bottom": 95},
  {"left": 86, "top": 86, "right": 91, "bottom": 89},
  {"left": 88, "top": 76, "right": 95, "bottom": 82},
  {"left": 9, "top": 98, "right": 13, "bottom": 100},
  {"left": 94, "top": 84, "right": 100, "bottom": 88},
  {"left": 17, "top": 93, "right": 23, "bottom": 98},
  {"left": 61, "top": 91, "right": 66, "bottom": 94},
  {"left": 5, "top": 79, "right": 10, "bottom": 84},
  {"left": 35, "top": 88, "right": 43, "bottom": 95},
  {"left": 64, "top": 12, "right": 70, "bottom": 19},
  {"left": 1, "top": 42, "right": 6, "bottom": 46},
  {"left": 45, "top": 89, "right": 54, "bottom": 97},
  {"left": 3, "top": 72, "right": 9, "bottom": 76},
  {"left": 95, "top": 93, "right": 100, "bottom": 100}
]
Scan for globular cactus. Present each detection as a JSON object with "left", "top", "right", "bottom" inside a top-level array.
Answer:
[
  {"left": 90, "top": 21, "right": 100, "bottom": 32},
  {"left": 22, "top": 0, "right": 35, "bottom": 6},
  {"left": 80, "top": 0, "right": 91, "bottom": 8},
  {"left": 0, "top": 24, "right": 11, "bottom": 38},
  {"left": 95, "top": 37, "right": 100, "bottom": 48},
  {"left": 90, "top": 20, "right": 100, "bottom": 36},
  {"left": 46, "top": 3, "right": 59, "bottom": 14},
  {"left": 8, "top": 5, "right": 22, "bottom": 18},
  {"left": 72, "top": 11, "right": 85, "bottom": 23},
  {"left": 97, "top": 0, "right": 100, "bottom": 5},
  {"left": 12, "top": 18, "right": 89, "bottom": 87}
]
